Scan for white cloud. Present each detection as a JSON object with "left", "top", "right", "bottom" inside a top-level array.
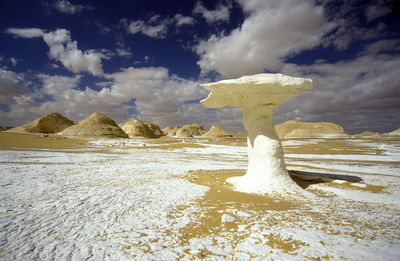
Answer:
[
  {"left": 365, "top": 4, "right": 391, "bottom": 22},
  {"left": 360, "top": 39, "right": 400, "bottom": 55},
  {"left": 320, "top": 1, "right": 391, "bottom": 51},
  {"left": 43, "top": 29, "right": 107, "bottom": 76},
  {"left": 193, "top": 1, "right": 231, "bottom": 23},
  {"left": 173, "top": 14, "right": 195, "bottom": 26},
  {"left": 123, "top": 16, "right": 169, "bottom": 39},
  {"left": 122, "top": 13, "right": 195, "bottom": 39},
  {"left": 104, "top": 67, "right": 209, "bottom": 126},
  {"left": 53, "top": 0, "right": 92, "bottom": 14},
  {"left": 7, "top": 27, "right": 107, "bottom": 76},
  {"left": 195, "top": 0, "right": 335, "bottom": 77},
  {"left": 37, "top": 73, "right": 81, "bottom": 96},
  {"left": 116, "top": 45, "right": 132, "bottom": 57},
  {"left": 10, "top": 58, "right": 17, "bottom": 67},
  {"left": 0, "top": 70, "right": 28, "bottom": 104},
  {"left": 0, "top": 67, "right": 215, "bottom": 129},
  {"left": 6, "top": 28, "right": 45, "bottom": 38},
  {"left": 276, "top": 43, "right": 400, "bottom": 133}
]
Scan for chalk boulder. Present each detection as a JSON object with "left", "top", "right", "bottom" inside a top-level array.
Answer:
[
  {"left": 201, "top": 73, "right": 313, "bottom": 194},
  {"left": 7, "top": 112, "right": 74, "bottom": 134},
  {"left": 60, "top": 112, "right": 128, "bottom": 138},
  {"left": 119, "top": 119, "right": 164, "bottom": 138}
]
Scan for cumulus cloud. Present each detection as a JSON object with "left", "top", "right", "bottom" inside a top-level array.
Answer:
[
  {"left": 0, "top": 67, "right": 216, "bottom": 129},
  {"left": 43, "top": 29, "right": 107, "bottom": 76},
  {"left": 52, "top": 0, "right": 92, "bottom": 14},
  {"left": 193, "top": 1, "right": 231, "bottom": 23},
  {"left": 7, "top": 28, "right": 107, "bottom": 76},
  {"left": 104, "top": 67, "right": 208, "bottom": 126},
  {"left": 275, "top": 42, "right": 400, "bottom": 133},
  {"left": 195, "top": 0, "right": 335, "bottom": 77},
  {"left": 0, "top": 70, "right": 29, "bottom": 104},
  {"left": 321, "top": 0, "right": 393, "bottom": 50}
]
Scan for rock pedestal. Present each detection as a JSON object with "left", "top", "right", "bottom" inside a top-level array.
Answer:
[{"left": 201, "top": 73, "right": 313, "bottom": 194}]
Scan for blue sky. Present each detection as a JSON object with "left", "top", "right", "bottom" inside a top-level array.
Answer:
[{"left": 0, "top": 0, "right": 399, "bottom": 134}]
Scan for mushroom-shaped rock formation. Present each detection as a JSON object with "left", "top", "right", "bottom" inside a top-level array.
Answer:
[
  {"left": 7, "top": 112, "right": 74, "bottom": 134},
  {"left": 201, "top": 73, "right": 313, "bottom": 194},
  {"left": 60, "top": 112, "right": 128, "bottom": 138},
  {"left": 203, "top": 125, "right": 232, "bottom": 137},
  {"left": 119, "top": 119, "right": 164, "bottom": 138}
]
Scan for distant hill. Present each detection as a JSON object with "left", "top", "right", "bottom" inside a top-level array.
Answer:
[
  {"left": 119, "top": 118, "right": 164, "bottom": 138},
  {"left": 203, "top": 125, "right": 232, "bottom": 137},
  {"left": 6, "top": 112, "right": 74, "bottom": 134},
  {"left": 0, "top": 126, "right": 13, "bottom": 132},
  {"left": 164, "top": 124, "right": 206, "bottom": 137},
  {"left": 275, "top": 120, "right": 347, "bottom": 138},
  {"left": 388, "top": 128, "right": 400, "bottom": 136},
  {"left": 60, "top": 112, "right": 128, "bottom": 138}
]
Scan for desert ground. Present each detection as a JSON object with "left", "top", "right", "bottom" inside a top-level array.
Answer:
[{"left": 0, "top": 132, "right": 399, "bottom": 260}]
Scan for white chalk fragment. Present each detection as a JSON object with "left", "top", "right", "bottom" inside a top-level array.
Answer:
[{"left": 221, "top": 214, "right": 235, "bottom": 223}]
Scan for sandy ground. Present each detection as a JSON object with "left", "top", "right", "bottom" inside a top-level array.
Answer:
[{"left": 0, "top": 132, "right": 399, "bottom": 260}]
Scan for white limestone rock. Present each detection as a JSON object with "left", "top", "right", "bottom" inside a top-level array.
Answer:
[
  {"left": 201, "top": 73, "right": 313, "bottom": 195},
  {"left": 221, "top": 214, "right": 235, "bottom": 223}
]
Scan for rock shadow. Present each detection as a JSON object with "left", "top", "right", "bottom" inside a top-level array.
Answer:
[{"left": 289, "top": 169, "right": 363, "bottom": 190}]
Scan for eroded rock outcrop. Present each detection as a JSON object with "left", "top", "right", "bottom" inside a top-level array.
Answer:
[
  {"left": 201, "top": 73, "right": 313, "bottom": 194},
  {"left": 119, "top": 119, "right": 164, "bottom": 138},
  {"left": 388, "top": 128, "right": 400, "bottom": 136},
  {"left": 275, "top": 120, "right": 346, "bottom": 138},
  {"left": 175, "top": 128, "right": 193, "bottom": 138},
  {"left": 60, "top": 112, "right": 128, "bottom": 138},
  {"left": 202, "top": 125, "right": 232, "bottom": 137},
  {"left": 162, "top": 126, "right": 180, "bottom": 136},
  {"left": 180, "top": 124, "right": 206, "bottom": 137},
  {"left": 7, "top": 112, "right": 74, "bottom": 134}
]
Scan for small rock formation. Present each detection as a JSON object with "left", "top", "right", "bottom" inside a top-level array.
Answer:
[
  {"left": 163, "top": 126, "right": 180, "bottom": 136},
  {"left": 0, "top": 126, "right": 13, "bottom": 132},
  {"left": 201, "top": 73, "right": 313, "bottom": 194},
  {"left": 180, "top": 124, "right": 206, "bottom": 137},
  {"left": 162, "top": 126, "right": 173, "bottom": 134},
  {"left": 358, "top": 131, "right": 383, "bottom": 138},
  {"left": 221, "top": 214, "right": 235, "bottom": 223},
  {"left": 60, "top": 112, "right": 128, "bottom": 138},
  {"left": 203, "top": 125, "right": 232, "bottom": 137},
  {"left": 388, "top": 128, "right": 400, "bottom": 136},
  {"left": 175, "top": 128, "right": 193, "bottom": 138},
  {"left": 164, "top": 124, "right": 206, "bottom": 137},
  {"left": 119, "top": 118, "right": 164, "bottom": 138},
  {"left": 275, "top": 120, "right": 346, "bottom": 138},
  {"left": 7, "top": 112, "right": 74, "bottom": 134}
]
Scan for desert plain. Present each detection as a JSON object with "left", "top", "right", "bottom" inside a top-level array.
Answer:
[{"left": 0, "top": 125, "right": 399, "bottom": 260}]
